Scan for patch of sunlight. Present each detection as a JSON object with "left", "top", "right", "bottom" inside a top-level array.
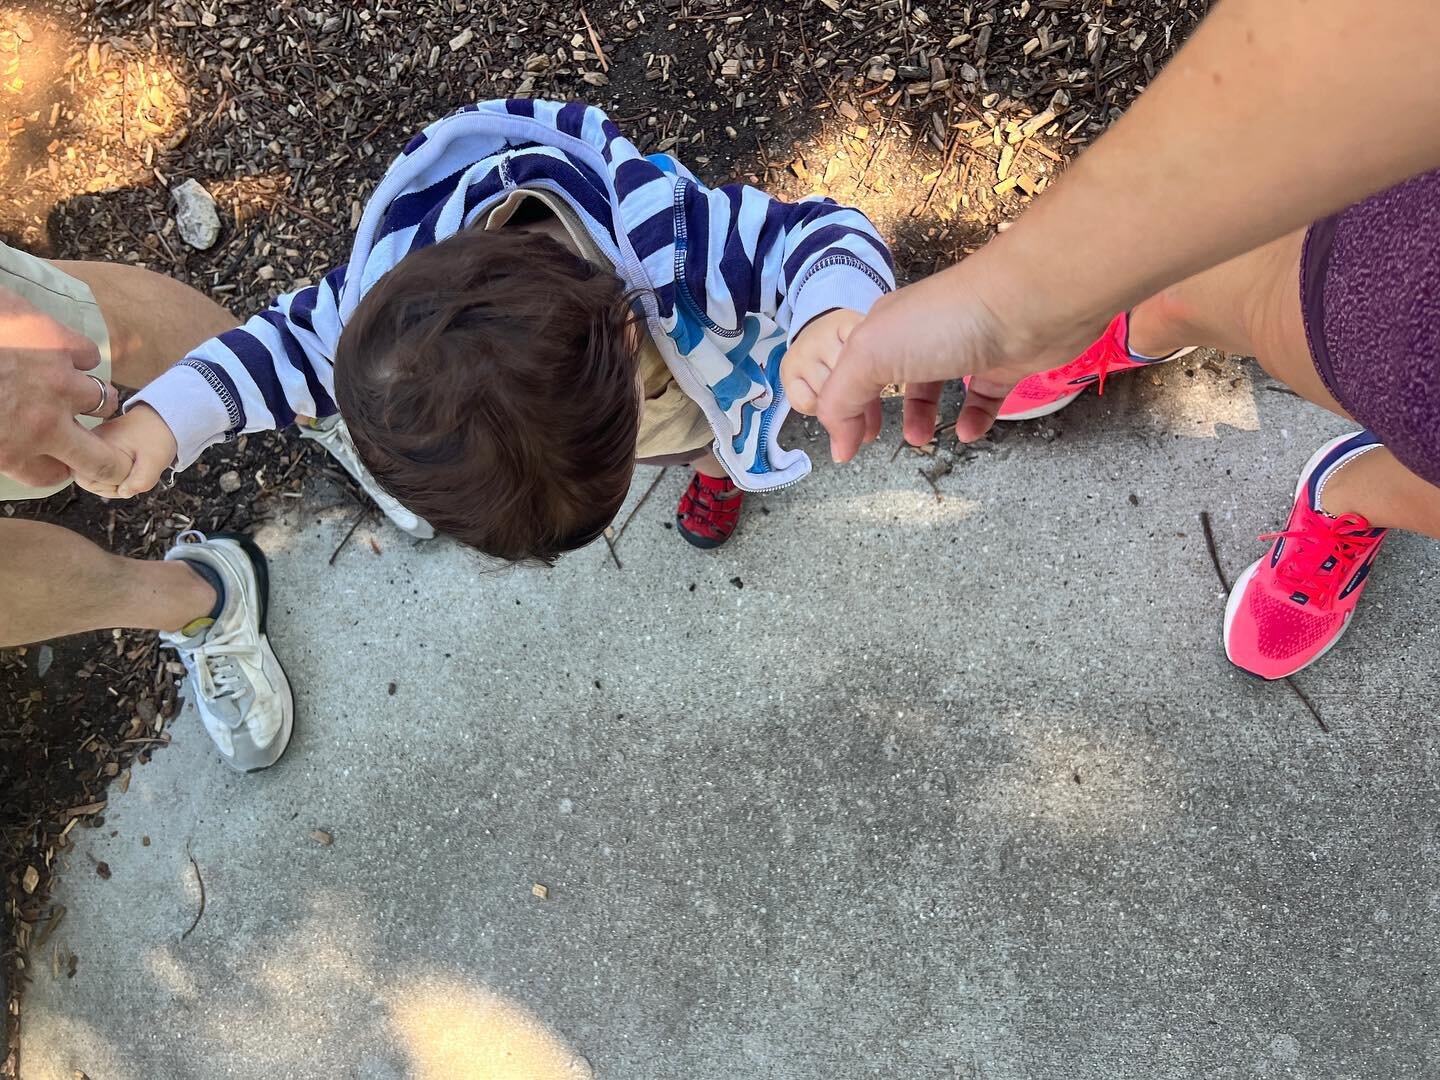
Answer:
[
  {"left": 186, "top": 890, "right": 384, "bottom": 1069},
  {"left": 204, "top": 173, "right": 300, "bottom": 227},
  {"left": 781, "top": 110, "right": 1001, "bottom": 247},
  {"left": 1132, "top": 351, "right": 1261, "bottom": 439},
  {"left": 251, "top": 894, "right": 375, "bottom": 1009},
  {"left": 144, "top": 944, "right": 199, "bottom": 1000},
  {"left": 389, "top": 978, "right": 594, "bottom": 1080},
  {"left": 807, "top": 487, "right": 981, "bottom": 527},
  {"left": 17, "top": 1015, "right": 135, "bottom": 1080},
  {"left": 59, "top": 37, "right": 190, "bottom": 193},
  {"left": 971, "top": 719, "right": 1179, "bottom": 836},
  {"left": 251, "top": 501, "right": 352, "bottom": 557},
  {"left": 0, "top": 13, "right": 197, "bottom": 238}
]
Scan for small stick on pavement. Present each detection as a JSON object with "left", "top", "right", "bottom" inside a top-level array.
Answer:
[
  {"left": 1200, "top": 511, "right": 1329, "bottom": 734},
  {"left": 1284, "top": 678, "right": 1329, "bottom": 733},
  {"left": 182, "top": 845, "right": 206, "bottom": 940},
  {"left": 919, "top": 468, "right": 943, "bottom": 503},
  {"left": 614, "top": 467, "right": 669, "bottom": 544},
  {"left": 1200, "top": 510, "right": 1230, "bottom": 592},
  {"left": 603, "top": 530, "right": 623, "bottom": 571},
  {"left": 329, "top": 507, "right": 371, "bottom": 566}
]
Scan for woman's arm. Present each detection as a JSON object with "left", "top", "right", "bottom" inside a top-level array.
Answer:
[{"left": 818, "top": 0, "right": 1440, "bottom": 460}]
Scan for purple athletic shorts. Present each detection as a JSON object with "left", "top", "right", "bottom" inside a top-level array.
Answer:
[{"left": 1302, "top": 168, "right": 1440, "bottom": 487}]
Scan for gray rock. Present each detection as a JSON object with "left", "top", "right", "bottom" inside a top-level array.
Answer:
[
  {"left": 218, "top": 470, "right": 242, "bottom": 494},
  {"left": 171, "top": 178, "right": 220, "bottom": 250}
]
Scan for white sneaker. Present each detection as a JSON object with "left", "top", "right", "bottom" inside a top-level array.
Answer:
[
  {"left": 298, "top": 414, "right": 436, "bottom": 539},
  {"left": 160, "top": 531, "right": 294, "bottom": 772}
]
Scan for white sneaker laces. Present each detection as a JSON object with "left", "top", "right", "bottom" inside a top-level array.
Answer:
[{"left": 185, "top": 626, "right": 254, "bottom": 718}]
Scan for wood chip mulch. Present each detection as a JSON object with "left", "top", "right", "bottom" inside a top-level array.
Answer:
[{"left": 0, "top": 0, "right": 1208, "bottom": 1072}]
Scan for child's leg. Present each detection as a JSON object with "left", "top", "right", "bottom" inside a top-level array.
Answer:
[
  {"left": 690, "top": 449, "right": 741, "bottom": 493},
  {"left": 675, "top": 450, "right": 743, "bottom": 549}
]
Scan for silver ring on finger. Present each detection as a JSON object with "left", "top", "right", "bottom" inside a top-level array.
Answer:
[{"left": 82, "top": 373, "right": 109, "bottom": 417}]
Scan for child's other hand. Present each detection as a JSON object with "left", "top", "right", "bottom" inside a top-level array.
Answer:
[
  {"left": 781, "top": 309, "right": 866, "bottom": 417},
  {"left": 73, "top": 404, "right": 178, "bottom": 499}
]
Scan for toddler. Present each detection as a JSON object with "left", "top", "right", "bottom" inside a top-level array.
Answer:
[{"left": 90, "top": 100, "right": 896, "bottom": 561}]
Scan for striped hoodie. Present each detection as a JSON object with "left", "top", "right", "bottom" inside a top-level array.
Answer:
[{"left": 131, "top": 99, "right": 896, "bottom": 492}]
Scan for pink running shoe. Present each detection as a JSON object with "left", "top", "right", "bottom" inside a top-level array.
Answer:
[
  {"left": 990, "top": 311, "right": 1195, "bottom": 421},
  {"left": 1223, "top": 431, "right": 1388, "bottom": 680}
]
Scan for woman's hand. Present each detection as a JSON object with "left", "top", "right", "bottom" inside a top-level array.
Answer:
[{"left": 816, "top": 256, "right": 1109, "bottom": 461}]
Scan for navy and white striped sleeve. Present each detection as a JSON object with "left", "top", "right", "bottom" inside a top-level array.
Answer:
[
  {"left": 127, "top": 266, "right": 347, "bottom": 470},
  {"left": 682, "top": 183, "right": 895, "bottom": 338}
]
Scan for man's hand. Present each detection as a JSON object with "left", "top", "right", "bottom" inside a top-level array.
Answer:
[
  {"left": 0, "top": 287, "right": 128, "bottom": 489},
  {"left": 781, "top": 308, "right": 867, "bottom": 419},
  {"left": 72, "top": 404, "right": 178, "bottom": 499}
]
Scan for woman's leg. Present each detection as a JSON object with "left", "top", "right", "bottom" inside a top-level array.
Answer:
[
  {"left": 1123, "top": 229, "right": 1440, "bottom": 538},
  {"left": 1127, "top": 229, "right": 1348, "bottom": 417},
  {"left": 1317, "top": 446, "right": 1440, "bottom": 538},
  {"left": 1115, "top": 225, "right": 1440, "bottom": 677}
]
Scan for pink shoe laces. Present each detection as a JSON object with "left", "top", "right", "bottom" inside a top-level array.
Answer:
[
  {"left": 1258, "top": 511, "right": 1383, "bottom": 609},
  {"left": 1060, "top": 313, "right": 1128, "bottom": 395}
]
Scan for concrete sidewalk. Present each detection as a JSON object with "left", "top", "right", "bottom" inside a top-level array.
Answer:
[{"left": 19, "top": 359, "right": 1440, "bottom": 1079}]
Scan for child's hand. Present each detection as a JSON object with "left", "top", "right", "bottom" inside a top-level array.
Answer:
[
  {"left": 781, "top": 309, "right": 866, "bottom": 417},
  {"left": 72, "top": 404, "right": 178, "bottom": 499}
]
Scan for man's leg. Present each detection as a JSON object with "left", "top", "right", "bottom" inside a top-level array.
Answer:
[
  {"left": 0, "top": 259, "right": 238, "bottom": 647},
  {"left": 56, "top": 259, "right": 237, "bottom": 388},
  {"left": 0, "top": 520, "right": 217, "bottom": 646}
]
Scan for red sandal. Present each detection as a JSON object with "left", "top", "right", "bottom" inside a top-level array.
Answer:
[{"left": 675, "top": 472, "right": 744, "bottom": 549}]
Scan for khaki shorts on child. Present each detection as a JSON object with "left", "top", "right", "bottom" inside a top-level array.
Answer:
[{"left": 0, "top": 243, "right": 113, "bottom": 501}]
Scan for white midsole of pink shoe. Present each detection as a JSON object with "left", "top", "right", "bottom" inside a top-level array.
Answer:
[
  {"left": 993, "top": 347, "right": 1199, "bottom": 422},
  {"left": 995, "top": 392, "right": 1085, "bottom": 422}
]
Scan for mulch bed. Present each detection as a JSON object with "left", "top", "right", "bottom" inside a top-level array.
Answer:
[{"left": 0, "top": 0, "right": 1207, "bottom": 1071}]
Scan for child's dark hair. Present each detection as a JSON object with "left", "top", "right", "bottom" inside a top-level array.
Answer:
[{"left": 334, "top": 229, "right": 641, "bottom": 565}]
